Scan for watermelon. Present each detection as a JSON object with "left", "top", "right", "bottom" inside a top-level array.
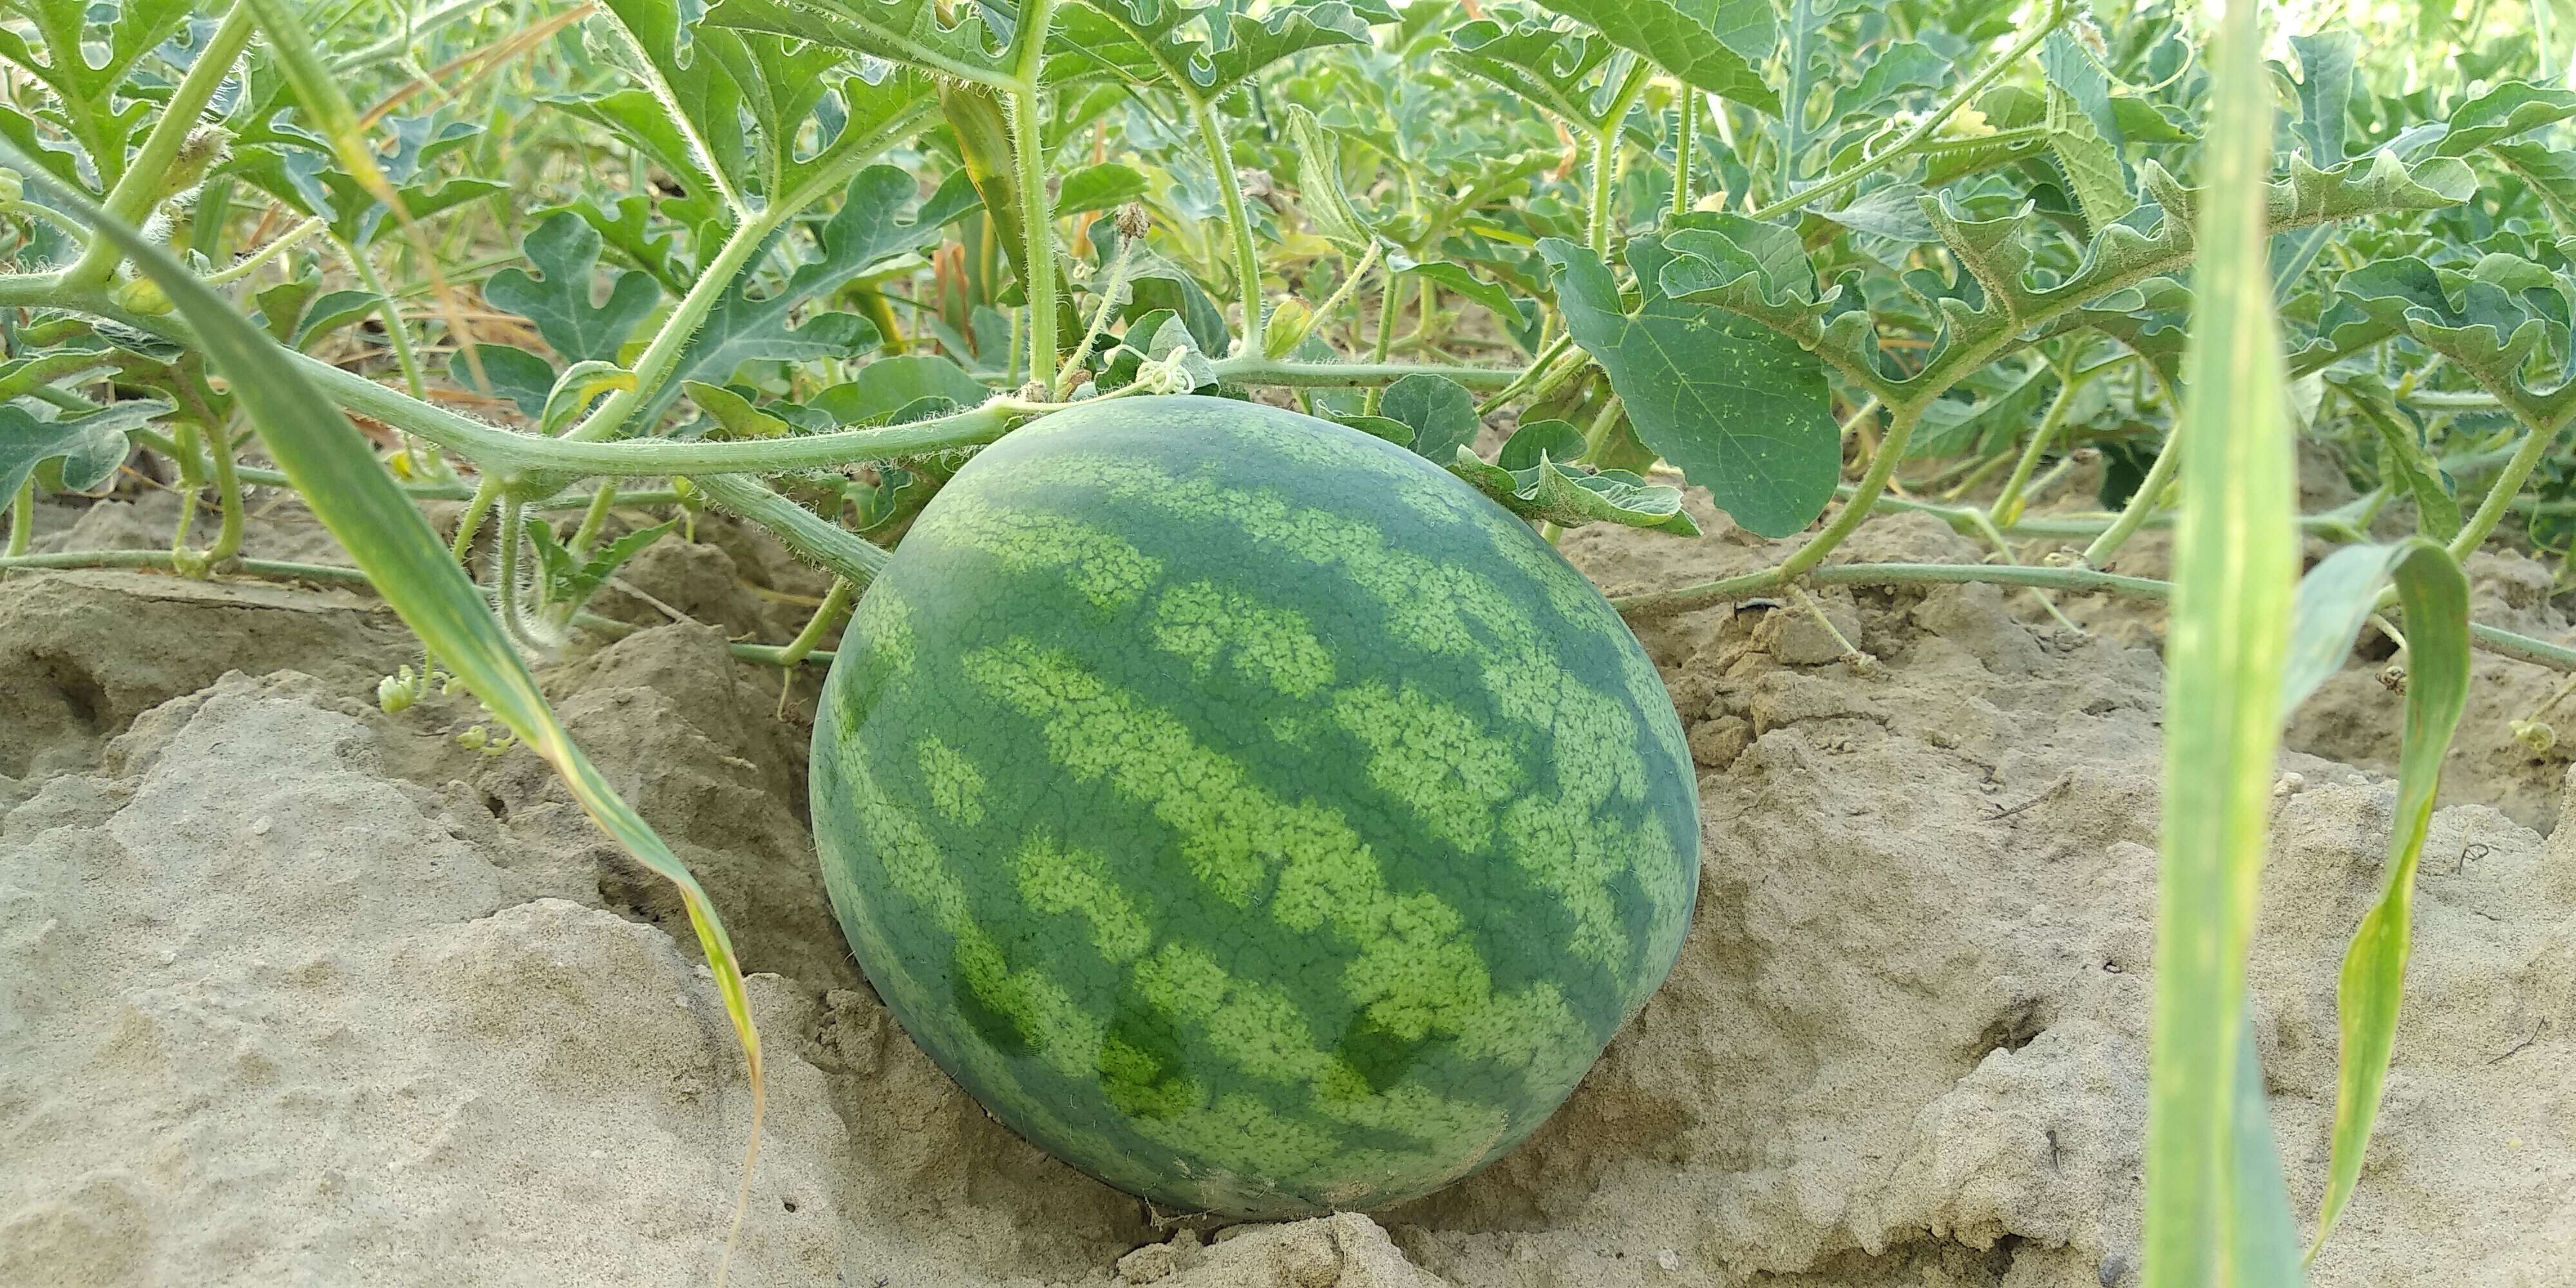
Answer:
[{"left": 810, "top": 394, "right": 1700, "bottom": 1217}]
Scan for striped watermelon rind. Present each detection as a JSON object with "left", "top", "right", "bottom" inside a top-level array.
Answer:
[{"left": 811, "top": 395, "right": 1700, "bottom": 1217}]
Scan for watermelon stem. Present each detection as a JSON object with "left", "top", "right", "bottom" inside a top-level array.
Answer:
[{"left": 1192, "top": 96, "right": 1267, "bottom": 359}]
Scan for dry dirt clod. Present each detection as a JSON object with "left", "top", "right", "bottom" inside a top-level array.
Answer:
[
  {"left": 1687, "top": 714, "right": 1752, "bottom": 770},
  {"left": 1119, "top": 1240, "right": 1182, "bottom": 1283}
]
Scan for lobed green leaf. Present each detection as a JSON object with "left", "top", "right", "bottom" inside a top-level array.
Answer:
[
  {"left": 486, "top": 214, "right": 663, "bottom": 365},
  {"left": 1521, "top": 0, "right": 1776, "bottom": 113},
  {"left": 1543, "top": 227, "right": 1837, "bottom": 537},
  {"left": 2432, "top": 81, "right": 2576, "bottom": 157}
]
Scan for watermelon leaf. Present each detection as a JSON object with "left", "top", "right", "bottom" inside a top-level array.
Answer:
[
  {"left": 2489, "top": 142, "right": 2576, "bottom": 236},
  {"left": 484, "top": 214, "right": 663, "bottom": 365},
  {"left": 1448, "top": 446, "right": 1700, "bottom": 536},
  {"left": 2432, "top": 81, "right": 2576, "bottom": 157},
  {"left": 811, "top": 355, "right": 994, "bottom": 426},
  {"left": 1378, "top": 373, "right": 1481, "bottom": 464},
  {"left": 1499, "top": 419, "right": 1586, "bottom": 470},
  {"left": 1331, "top": 414, "right": 1416, "bottom": 446},
  {"left": 1521, "top": 0, "right": 1778, "bottom": 113},
  {"left": 2286, "top": 30, "right": 2360, "bottom": 164},
  {"left": 453, "top": 345, "right": 560, "bottom": 421},
  {"left": 1055, "top": 163, "right": 1149, "bottom": 218},
  {"left": 1540, "top": 234, "right": 1838, "bottom": 538},
  {"left": 527, "top": 513, "right": 683, "bottom": 611},
  {"left": 0, "top": 401, "right": 169, "bottom": 498},
  {"left": 1064, "top": 0, "right": 1378, "bottom": 104}
]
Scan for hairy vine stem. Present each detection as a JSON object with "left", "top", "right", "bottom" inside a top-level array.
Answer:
[
  {"left": 2081, "top": 368, "right": 2184, "bottom": 567},
  {"left": 15, "top": 544, "right": 2570, "bottom": 680},
  {"left": 1063, "top": 234, "right": 1139, "bottom": 397},
  {"left": 1193, "top": 97, "right": 1267, "bottom": 359},
  {"left": 1774, "top": 404, "right": 1923, "bottom": 580},
  {"left": 691, "top": 473, "right": 889, "bottom": 585},
  {"left": 1305, "top": 242, "right": 1383, "bottom": 350},
  {"left": 1611, "top": 559, "right": 2576, "bottom": 677},
  {"left": 5, "top": 480, "right": 29, "bottom": 556},
  {"left": 1671, "top": 88, "right": 1695, "bottom": 218},
  {"left": 0, "top": 547, "right": 374, "bottom": 584},
  {"left": 1363, "top": 254, "right": 1403, "bottom": 415},
  {"left": 1990, "top": 354, "right": 2125, "bottom": 528},
  {"left": 571, "top": 479, "right": 621, "bottom": 556},
  {"left": 337, "top": 236, "right": 429, "bottom": 402},
  {"left": 171, "top": 362, "right": 247, "bottom": 574},
  {"left": 1475, "top": 333, "right": 1577, "bottom": 415},
  {"left": 776, "top": 577, "right": 853, "bottom": 672},
  {"left": 202, "top": 216, "right": 325, "bottom": 286},
  {"left": 2448, "top": 399, "right": 2576, "bottom": 561},
  {"left": 1588, "top": 61, "right": 1653, "bottom": 255},
  {"left": 491, "top": 495, "right": 550, "bottom": 652}
]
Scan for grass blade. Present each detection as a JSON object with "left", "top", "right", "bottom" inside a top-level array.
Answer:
[
  {"left": 2230, "top": 1021, "right": 2306, "bottom": 1283},
  {"left": 2142, "top": 0, "right": 2305, "bottom": 1280},
  {"left": 2280, "top": 540, "right": 2450, "bottom": 719},
  {"left": 2307, "top": 543, "right": 2472, "bottom": 1257},
  {"left": 5, "top": 145, "right": 766, "bottom": 1265}
]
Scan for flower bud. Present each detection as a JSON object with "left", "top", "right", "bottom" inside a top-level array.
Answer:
[
  {"left": 1263, "top": 297, "right": 1313, "bottom": 360},
  {"left": 164, "top": 126, "right": 231, "bottom": 199}
]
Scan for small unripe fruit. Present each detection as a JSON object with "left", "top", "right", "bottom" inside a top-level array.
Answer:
[{"left": 113, "top": 276, "right": 173, "bottom": 315}]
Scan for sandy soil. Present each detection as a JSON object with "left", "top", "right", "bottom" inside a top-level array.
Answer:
[{"left": 3, "top": 489, "right": 2571, "bottom": 1286}]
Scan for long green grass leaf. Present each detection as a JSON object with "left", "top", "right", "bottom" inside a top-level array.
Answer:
[
  {"left": 2302, "top": 542, "right": 2472, "bottom": 1258},
  {"left": 2282, "top": 540, "right": 2436, "bottom": 717},
  {"left": 4, "top": 142, "right": 766, "bottom": 1251},
  {"left": 2231, "top": 1021, "right": 2306, "bottom": 1283},
  {"left": 2142, "top": 0, "right": 2306, "bottom": 1280}
]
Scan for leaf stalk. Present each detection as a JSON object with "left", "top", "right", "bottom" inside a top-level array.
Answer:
[{"left": 1193, "top": 96, "right": 1267, "bottom": 359}]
